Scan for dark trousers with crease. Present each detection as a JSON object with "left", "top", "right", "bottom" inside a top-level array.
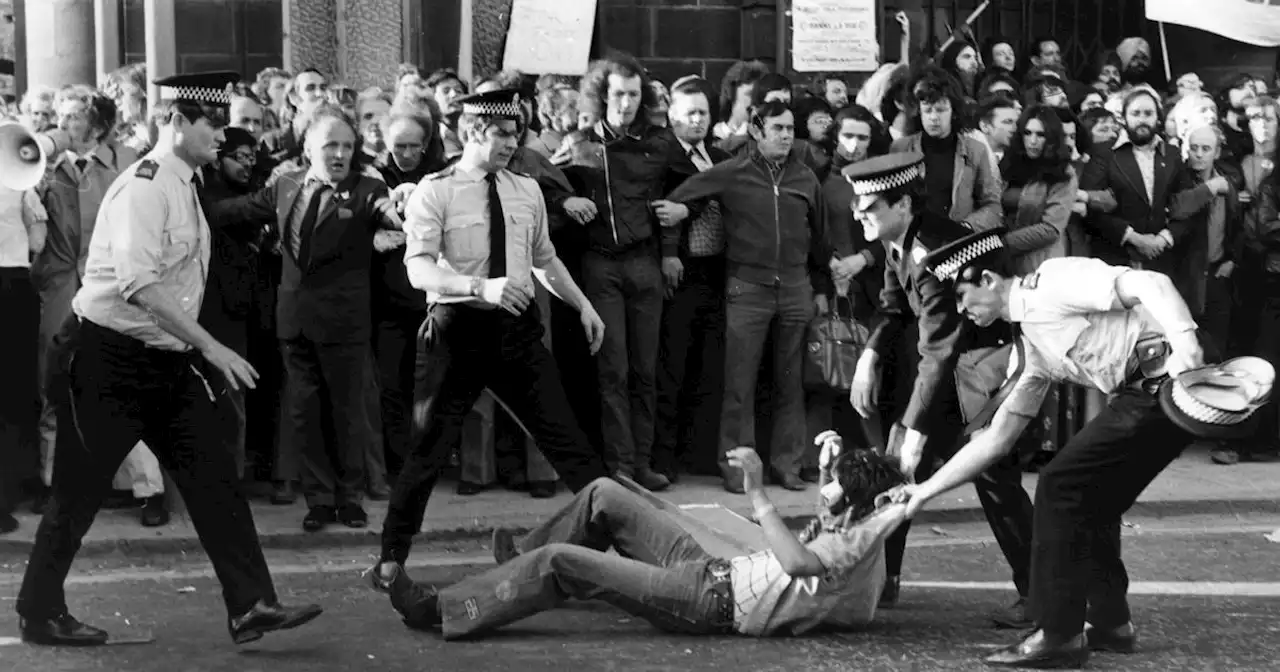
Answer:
[
  {"left": 654, "top": 256, "right": 725, "bottom": 476},
  {"left": 17, "top": 318, "right": 275, "bottom": 620},
  {"left": 883, "top": 346, "right": 1034, "bottom": 598},
  {"left": 1032, "top": 387, "right": 1195, "bottom": 636},
  {"left": 379, "top": 302, "right": 609, "bottom": 564}
]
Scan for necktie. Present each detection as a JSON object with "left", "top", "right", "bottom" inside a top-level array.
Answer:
[
  {"left": 292, "top": 183, "right": 329, "bottom": 264},
  {"left": 688, "top": 145, "right": 710, "bottom": 172},
  {"left": 485, "top": 173, "right": 506, "bottom": 278},
  {"left": 74, "top": 157, "right": 88, "bottom": 173}
]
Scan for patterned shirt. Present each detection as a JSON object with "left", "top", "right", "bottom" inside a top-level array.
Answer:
[
  {"left": 403, "top": 164, "right": 557, "bottom": 305},
  {"left": 1002, "top": 257, "right": 1167, "bottom": 418},
  {"left": 676, "top": 138, "right": 724, "bottom": 257},
  {"left": 728, "top": 504, "right": 906, "bottom": 636},
  {"left": 73, "top": 151, "right": 210, "bottom": 351}
]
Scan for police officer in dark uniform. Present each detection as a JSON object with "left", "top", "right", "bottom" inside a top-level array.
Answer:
[
  {"left": 16, "top": 72, "right": 322, "bottom": 646},
  {"left": 370, "top": 89, "right": 610, "bottom": 582},
  {"left": 842, "top": 153, "right": 1034, "bottom": 625}
]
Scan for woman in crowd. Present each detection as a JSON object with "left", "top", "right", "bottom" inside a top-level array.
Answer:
[{"left": 713, "top": 60, "right": 770, "bottom": 141}]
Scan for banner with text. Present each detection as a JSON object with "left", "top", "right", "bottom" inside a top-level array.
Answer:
[
  {"left": 503, "top": 0, "right": 598, "bottom": 75},
  {"left": 1147, "top": 0, "right": 1280, "bottom": 47},
  {"left": 792, "top": 0, "right": 879, "bottom": 72}
]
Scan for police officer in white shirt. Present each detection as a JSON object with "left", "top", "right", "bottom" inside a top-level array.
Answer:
[
  {"left": 16, "top": 71, "right": 322, "bottom": 647},
  {"left": 895, "top": 229, "right": 1206, "bottom": 668}
]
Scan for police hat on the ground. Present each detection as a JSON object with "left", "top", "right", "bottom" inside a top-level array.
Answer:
[
  {"left": 920, "top": 227, "right": 1008, "bottom": 284},
  {"left": 455, "top": 88, "right": 524, "bottom": 120},
  {"left": 154, "top": 71, "right": 241, "bottom": 107},
  {"left": 1158, "top": 356, "right": 1275, "bottom": 440}
]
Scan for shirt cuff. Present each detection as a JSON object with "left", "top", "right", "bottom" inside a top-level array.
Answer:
[{"left": 1158, "top": 229, "right": 1174, "bottom": 247}]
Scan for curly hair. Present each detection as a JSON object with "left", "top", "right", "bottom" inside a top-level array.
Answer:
[
  {"left": 908, "top": 64, "right": 965, "bottom": 113},
  {"left": 718, "top": 60, "right": 770, "bottom": 122},
  {"left": 797, "top": 448, "right": 906, "bottom": 542},
  {"left": 822, "top": 104, "right": 891, "bottom": 160},
  {"left": 999, "top": 104, "right": 1073, "bottom": 187},
  {"left": 578, "top": 51, "right": 654, "bottom": 131},
  {"left": 53, "top": 85, "right": 117, "bottom": 142},
  {"left": 792, "top": 96, "right": 832, "bottom": 140}
]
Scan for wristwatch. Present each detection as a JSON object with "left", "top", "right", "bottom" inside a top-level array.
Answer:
[{"left": 469, "top": 276, "right": 484, "bottom": 297}]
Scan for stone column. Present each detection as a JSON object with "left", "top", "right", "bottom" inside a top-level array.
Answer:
[
  {"left": 23, "top": 0, "right": 95, "bottom": 89},
  {"left": 143, "top": 0, "right": 176, "bottom": 107}
]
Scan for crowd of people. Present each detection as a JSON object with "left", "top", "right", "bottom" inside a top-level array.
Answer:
[{"left": 0, "top": 24, "right": 1276, "bottom": 542}]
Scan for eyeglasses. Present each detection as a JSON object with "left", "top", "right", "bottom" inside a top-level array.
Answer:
[{"left": 225, "top": 150, "right": 257, "bottom": 165}]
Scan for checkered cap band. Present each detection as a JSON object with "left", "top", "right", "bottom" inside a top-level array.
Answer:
[
  {"left": 159, "top": 85, "right": 231, "bottom": 105},
  {"left": 461, "top": 100, "right": 521, "bottom": 117},
  {"left": 930, "top": 234, "right": 1004, "bottom": 282},
  {"left": 1170, "top": 381, "right": 1258, "bottom": 426},
  {"left": 848, "top": 163, "right": 922, "bottom": 196}
]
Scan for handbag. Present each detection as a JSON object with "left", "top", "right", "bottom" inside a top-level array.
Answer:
[{"left": 803, "top": 292, "right": 870, "bottom": 394}]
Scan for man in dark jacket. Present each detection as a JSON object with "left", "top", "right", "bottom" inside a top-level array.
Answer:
[{"left": 658, "top": 100, "right": 831, "bottom": 494}]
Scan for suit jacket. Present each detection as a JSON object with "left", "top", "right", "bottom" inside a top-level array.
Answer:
[
  {"left": 1171, "top": 162, "right": 1245, "bottom": 315},
  {"left": 866, "top": 212, "right": 1010, "bottom": 433},
  {"left": 660, "top": 140, "right": 733, "bottom": 262},
  {"left": 890, "top": 133, "right": 1004, "bottom": 232},
  {"left": 1080, "top": 141, "right": 1214, "bottom": 273},
  {"left": 259, "top": 126, "right": 303, "bottom": 166},
  {"left": 209, "top": 168, "right": 400, "bottom": 344}
]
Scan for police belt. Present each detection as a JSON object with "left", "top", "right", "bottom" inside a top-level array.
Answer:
[
  {"left": 964, "top": 332, "right": 1170, "bottom": 435},
  {"left": 705, "top": 558, "right": 736, "bottom": 633}
]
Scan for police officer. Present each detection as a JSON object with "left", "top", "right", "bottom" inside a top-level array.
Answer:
[
  {"left": 371, "top": 89, "right": 610, "bottom": 581},
  {"left": 897, "top": 233, "right": 1211, "bottom": 668},
  {"left": 16, "top": 72, "right": 322, "bottom": 646},
  {"left": 842, "top": 153, "right": 1034, "bottom": 622}
]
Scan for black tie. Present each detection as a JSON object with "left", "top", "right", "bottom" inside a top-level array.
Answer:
[
  {"left": 294, "top": 184, "right": 329, "bottom": 266},
  {"left": 485, "top": 173, "right": 506, "bottom": 278}
]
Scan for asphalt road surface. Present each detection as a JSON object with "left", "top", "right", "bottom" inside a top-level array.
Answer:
[{"left": 1, "top": 516, "right": 1278, "bottom": 671}]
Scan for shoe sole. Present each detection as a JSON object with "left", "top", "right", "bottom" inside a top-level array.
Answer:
[
  {"left": 985, "top": 650, "right": 1088, "bottom": 669},
  {"left": 232, "top": 606, "right": 324, "bottom": 645}
]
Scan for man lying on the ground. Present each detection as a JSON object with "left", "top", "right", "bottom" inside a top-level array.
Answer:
[{"left": 365, "top": 433, "right": 908, "bottom": 639}]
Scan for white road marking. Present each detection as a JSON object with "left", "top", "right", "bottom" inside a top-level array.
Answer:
[
  {"left": 0, "top": 637, "right": 22, "bottom": 647},
  {"left": 905, "top": 580, "right": 1280, "bottom": 597}
]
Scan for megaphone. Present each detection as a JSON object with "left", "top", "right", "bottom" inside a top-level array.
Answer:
[{"left": 0, "top": 122, "right": 71, "bottom": 191}]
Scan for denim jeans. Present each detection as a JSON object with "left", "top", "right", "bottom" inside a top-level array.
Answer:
[
  {"left": 718, "top": 277, "right": 813, "bottom": 476},
  {"left": 582, "top": 250, "right": 664, "bottom": 475},
  {"left": 432, "top": 478, "right": 730, "bottom": 639}
]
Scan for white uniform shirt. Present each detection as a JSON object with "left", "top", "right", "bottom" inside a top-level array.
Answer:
[
  {"left": 1002, "top": 257, "right": 1166, "bottom": 418},
  {"left": 73, "top": 151, "right": 210, "bottom": 351}
]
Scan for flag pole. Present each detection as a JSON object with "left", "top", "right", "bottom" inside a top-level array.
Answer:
[{"left": 1158, "top": 21, "right": 1173, "bottom": 82}]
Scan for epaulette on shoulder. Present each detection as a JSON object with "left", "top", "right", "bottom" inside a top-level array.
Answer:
[
  {"left": 134, "top": 159, "right": 159, "bottom": 180},
  {"left": 424, "top": 166, "right": 456, "bottom": 181}
]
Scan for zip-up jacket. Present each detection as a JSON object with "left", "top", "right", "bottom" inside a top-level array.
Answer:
[
  {"left": 665, "top": 147, "right": 831, "bottom": 293},
  {"left": 569, "top": 121, "right": 699, "bottom": 254}
]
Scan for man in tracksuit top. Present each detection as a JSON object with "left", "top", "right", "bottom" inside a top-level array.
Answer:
[{"left": 656, "top": 99, "right": 832, "bottom": 494}]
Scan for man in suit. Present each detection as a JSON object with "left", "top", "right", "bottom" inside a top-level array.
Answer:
[
  {"left": 846, "top": 153, "right": 1033, "bottom": 626},
  {"left": 1081, "top": 88, "right": 1227, "bottom": 278},
  {"left": 212, "top": 104, "right": 402, "bottom": 532},
  {"left": 653, "top": 78, "right": 732, "bottom": 482}
]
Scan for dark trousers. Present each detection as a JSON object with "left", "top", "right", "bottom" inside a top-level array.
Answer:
[
  {"left": 550, "top": 296, "right": 602, "bottom": 449},
  {"left": 883, "top": 346, "right": 1034, "bottom": 597},
  {"left": 279, "top": 337, "right": 379, "bottom": 507},
  {"left": 379, "top": 303, "right": 608, "bottom": 564},
  {"left": 17, "top": 319, "right": 275, "bottom": 620},
  {"left": 1252, "top": 276, "right": 1280, "bottom": 445},
  {"left": 654, "top": 256, "right": 726, "bottom": 475},
  {"left": 0, "top": 269, "right": 38, "bottom": 515},
  {"left": 719, "top": 277, "right": 813, "bottom": 476},
  {"left": 1031, "top": 387, "right": 1194, "bottom": 636},
  {"left": 582, "top": 249, "right": 664, "bottom": 475},
  {"left": 374, "top": 310, "right": 427, "bottom": 478},
  {"left": 1198, "top": 274, "right": 1233, "bottom": 357}
]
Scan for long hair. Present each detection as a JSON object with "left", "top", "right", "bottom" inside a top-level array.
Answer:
[
  {"left": 822, "top": 104, "right": 891, "bottom": 162},
  {"left": 908, "top": 64, "right": 969, "bottom": 130},
  {"left": 718, "top": 60, "right": 770, "bottom": 123},
  {"left": 579, "top": 52, "right": 655, "bottom": 133},
  {"left": 797, "top": 449, "right": 906, "bottom": 541},
  {"left": 1000, "top": 104, "right": 1073, "bottom": 187},
  {"left": 793, "top": 96, "right": 832, "bottom": 141}
]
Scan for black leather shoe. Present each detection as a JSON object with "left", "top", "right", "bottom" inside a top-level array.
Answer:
[
  {"left": 271, "top": 481, "right": 296, "bottom": 505},
  {"left": 878, "top": 575, "right": 901, "bottom": 608},
  {"left": 140, "top": 496, "right": 169, "bottom": 527},
  {"left": 528, "top": 481, "right": 557, "bottom": 499},
  {"left": 337, "top": 503, "right": 368, "bottom": 528},
  {"left": 20, "top": 613, "right": 109, "bottom": 646},
  {"left": 985, "top": 629, "right": 1088, "bottom": 669},
  {"left": 228, "top": 600, "right": 323, "bottom": 645},
  {"left": 492, "top": 528, "right": 520, "bottom": 564},
  {"left": 385, "top": 565, "right": 442, "bottom": 630},
  {"left": 302, "top": 505, "right": 336, "bottom": 532},
  {"left": 992, "top": 597, "right": 1034, "bottom": 629},
  {"left": 1084, "top": 621, "right": 1137, "bottom": 653},
  {"left": 455, "top": 480, "right": 485, "bottom": 496},
  {"left": 0, "top": 512, "right": 17, "bottom": 535},
  {"left": 634, "top": 468, "right": 671, "bottom": 492},
  {"left": 367, "top": 483, "right": 392, "bottom": 500}
]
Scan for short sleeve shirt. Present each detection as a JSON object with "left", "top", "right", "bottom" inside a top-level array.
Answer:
[
  {"left": 728, "top": 504, "right": 907, "bottom": 636},
  {"left": 73, "top": 151, "right": 211, "bottom": 351},
  {"left": 1002, "top": 257, "right": 1165, "bottom": 418},
  {"left": 402, "top": 165, "right": 556, "bottom": 305}
]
